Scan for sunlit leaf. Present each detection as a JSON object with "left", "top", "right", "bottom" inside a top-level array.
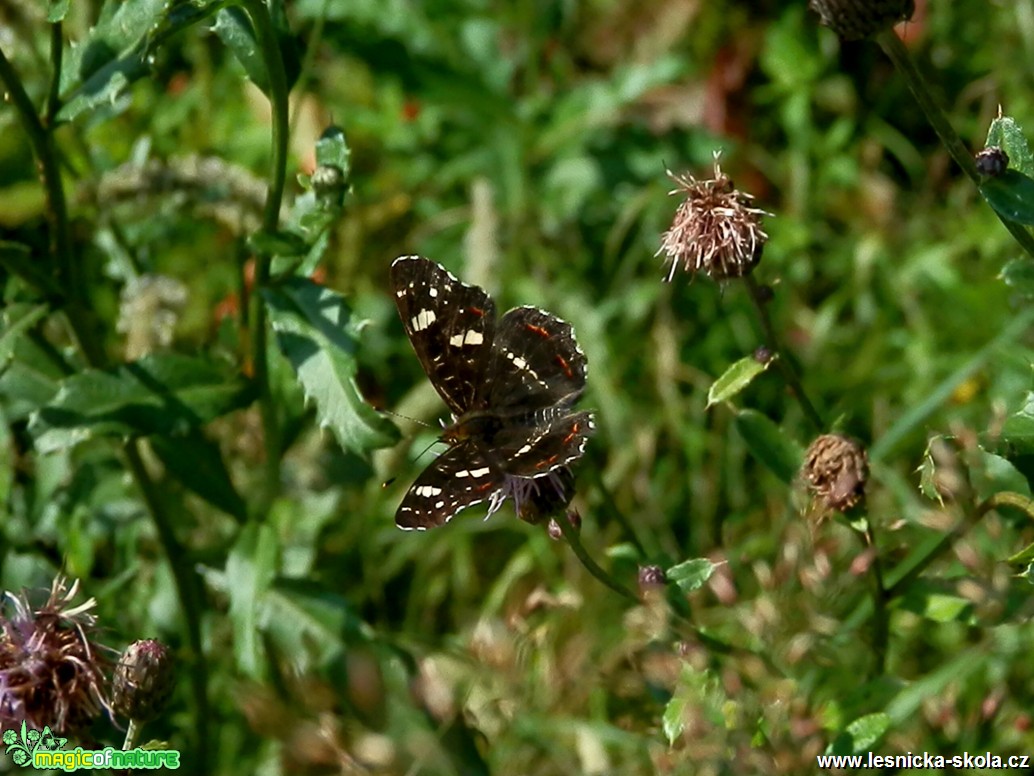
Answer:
[
  {"left": 826, "top": 713, "right": 890, "bottom": 756},
  {"left": 986, "top": 115, "right": 1034, "bottom": 176},
  {"left": 28, "top": 354, "right": 255, "bottom": 453},
  {"left": 666, "top": 558, "right": 716, "bottom": 593},
  {"left": 264, "top": 278, "right": 400, "bottom": 456},
  {"left": 707, "top": 355, "right": 773, "bottom": 408}
]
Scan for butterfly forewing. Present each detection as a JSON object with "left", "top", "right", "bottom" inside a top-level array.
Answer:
[
  {"left": 391, "top": 256, "right": 496, "bottom": 415},
  {"left": 395, "top": 442, "right": 504, "bottom": 530},
  {"left": 487, "top": 306, "right": 588, "bottom": 412}
]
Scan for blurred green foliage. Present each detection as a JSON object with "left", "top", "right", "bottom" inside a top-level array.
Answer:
[{"left": 3, "top": 0, "right": 1034, "bottom": 773}]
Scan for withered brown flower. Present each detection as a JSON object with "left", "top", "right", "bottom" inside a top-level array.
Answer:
[
  {"left": 658, "top": 154, "right": 770, "bottom": 282},
  {"left": 802, "top": 434, "right": 869, "bottom": 513}
]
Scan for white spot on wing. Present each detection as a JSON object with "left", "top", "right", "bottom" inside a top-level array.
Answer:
[
  {"left": 415, "top": 485, "right": 442, "bottom": 497},
  {"left": 411, "top": 309, "right": 436, "bottom": 331},
  {"left": 469, "top": 467, "right": 491, "bottom": 478},
  {"left": 429, "top": 287, "right": 438, "bottom": 297},
  {"left": 449, "top": 330, "right": 485, "bottom": 347}
]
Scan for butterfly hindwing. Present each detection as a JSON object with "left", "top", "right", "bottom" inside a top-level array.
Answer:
[{"left": 395, "top": 442, "right": 504, "bottom": 530}]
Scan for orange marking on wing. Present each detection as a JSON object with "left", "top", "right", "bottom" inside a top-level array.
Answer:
[
  {"left": 475, "top": 480, "right": 496, "bottom": 492},
  {"left": 535, "top": 453, "right": 560, "bottom": 469},
  {"left": 467, "top": 306, "right": 486, "bottom": 317},
  {"left": 525, "top": 323, "right": 550, "bottom": 338},
  {"left": 562, "top": 423, "right": 580, "bottom": 445},
  {"left": 555, "top": 354, "right": 573, "bottom": 378}
]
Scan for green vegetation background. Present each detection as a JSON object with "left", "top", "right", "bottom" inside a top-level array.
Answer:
[{"left": 2, "top": 0, "right": 1034, "bottom": 773}]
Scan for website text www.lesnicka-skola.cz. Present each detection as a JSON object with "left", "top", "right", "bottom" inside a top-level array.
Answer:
[{"left": 816, "top": 751, "right": 1030, "bottom": 770}]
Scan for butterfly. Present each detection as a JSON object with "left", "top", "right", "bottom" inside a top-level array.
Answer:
[{"left": 390, "top": 256, "right": 594, "bottom": 529}]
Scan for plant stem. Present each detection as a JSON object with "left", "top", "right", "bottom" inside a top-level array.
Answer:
[
  {"left": 886, "top": 491, "right": 1034, "bottom": 598},
  {"left": 554, "top": 513, "right": 639, "bottom": 602},
  {"left": 861, "top": 521, "right": 889, "bottom": 676},
  {"left": 240, "top": 0, "right": 291, "bottom": 508},
  {"left": 0, "top": 44, "right": 101, "bottom": 364},
  {"left": 877, "top": 31, "right": 1034, "bottom": 260},
  {"left": 743, "top": 274, "right": 824, "bottom": 431},
  {"left": 123, "top": 444, "right": 210, "bottom": 763},
  {"left": 123, "top": 719, "right": 141, "bottom": 751}
]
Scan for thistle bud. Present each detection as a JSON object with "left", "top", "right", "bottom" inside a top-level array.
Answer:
[
  {"left": 974, "top": 147, "right": 1008, "bottom": 178},
  {"left": 803, "top": 434, "right": 869, "bottom": 512},
  {"left": 112, "top": 639, "right": 175, "bottom": 724}
]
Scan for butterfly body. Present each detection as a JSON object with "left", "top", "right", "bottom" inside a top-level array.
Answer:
[{"left": 390, "top": 256, "right": 594, "bottom": 530}]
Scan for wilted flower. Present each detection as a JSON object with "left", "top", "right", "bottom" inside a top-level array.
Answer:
[
  {"left": 112, "top": 639, "right": 175, "bottom": 724},
  {"left": 658, "top": 153, "right": 770, "bottom": 282},
  {"left": 117, "top": 274, "right": 188, "bottom": 359},
  {"left": 809, "top": 0, "right": 914, "bottom": 40},
  {"left": 547, "top": 510, "right": 582, "bottom": 541},
  {"left": 498, "top": 467, "right": 576, "bottom": 525},
  {"left": 0, "top": 578, "right": 112, "bottom": 735},
  {"left": 803, "top": 434, "right": 869, "bottom": 513}
]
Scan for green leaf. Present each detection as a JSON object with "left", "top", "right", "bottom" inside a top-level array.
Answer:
[
  {"left": 47, "top": 0, "right": 71, "bottom": 22},
  {"left": 666, "top": 558, "right": 716, "bottom": 594},
  {"left": 826, "top": 712, "right": 890, "bottom": 756},
  {"left": 227, "top": 523, "right": 279, "bottom": 677},
  {"left": 0, "top": 241, "right": 60, "bottom": 297},
  {"left": 986, "top": 115, "right": 1034, "bottom": 177},
  {"left": 707, "top": 355, "right": 773, "bottom": 409},
  {"left": 896, "top": 581, "right": 973, "bottom": 623},
  {"left": 57, "top": 0, "right": 169, "bottom": 121},
  {"left": 29, "top": 354, "right": 255, "bottom": 453},
  {"left": 260, "top": 579, "right": 366, "bottom": 668},
  {"left": 662, "top": 689, "right": 689, "bottom": 746},
  {"left": 733, "top": 409, "right": 803, "bottom": 484},
  {"left": 1000, "top": 258, "right": 1034, "bottom": 297},
  {"left": 214, "top": 8, "right": 270, "bottom": 93},
  {"left": 980, "top": 170, "right": 1034, "bottom": 226},
  {"left": 150, "top": 432, "right": 247, "bottom": 522},
  {"left": 264, "top": 278, "right": 400, "bottom": 456},
  {"left": 249, "top": 229, "right": 310, "bottom": 259},
  {"left": 0, "top": 305, "right": 48, "bottom": 369}
]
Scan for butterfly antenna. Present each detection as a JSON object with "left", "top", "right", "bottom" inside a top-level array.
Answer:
[{"left": 380, "top": 414, "right": 443, "bottom": 488}]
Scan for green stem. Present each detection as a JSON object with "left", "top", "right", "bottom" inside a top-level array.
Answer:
[
  {"left": 743, "top": 274, "right": 824, "bottom": 431},
  {"left": 240, "top": 0, "right": 291, "bottom": 507},
  {"left": 46, "top": 23, "right": 62, "bottom": 127},
  {"left": 123, "top": 719, "right": 141, "bottom": 751},
  {"left": 0, "top": 44, "right": 101, "bottom": 364},
  {"left": 877, "top": 31, "right": 1034, "bottom": 260},
  {"left": 862, "top": 521, "right": 889, "bottom": 676},
  {"left": 886, "top": 491, "right": 1034, "bottom": 598},
  {"left": 124, "top": 444, "right": 209, "bottom": 763},
  {"left": 554, "top": 513, "right": 639, "bottom": 602}
]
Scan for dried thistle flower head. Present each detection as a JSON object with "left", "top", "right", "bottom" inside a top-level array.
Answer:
[
  {"left": 803, "top": 434, "right": 869, "bottom": 513},
  {"left": 116, "top": 274, "right": 188, "bottom": 359},
  {"left": 0, "top": 578, "right": 112, "bottom": 735},
  {"left": 658, "top": 153, "right": 770, "bottom": 282},
  {"left": 809, "top": 0, "right": 915, "bottom": 41},
  {"left": 112, "top": 639, "right": 175, "bottom": 724}
]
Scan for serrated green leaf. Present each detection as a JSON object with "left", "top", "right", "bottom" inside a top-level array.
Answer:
[
  {"left": 227, "top": 523, "right": 278, "bottom": 677},
  {"left": 986, "top": 116, "right": 1034, "bottom": 176},
  {"left": 706, "top": 355, "right": 772, "bottom": 408},
  {"left": 1000, "top": 258, "right": 1034, "bottom": 297},
  {"left": 733, "top": 409, "right": 803, "bottom": 484},
  {"left": 666, "top": 558, "right": 715, "bottom": 593},
  {"left": 826, "top": 712, "right": 890, "bottom": 756},
  {"left": 28, "top": 354, "right": 255, "bottom": 453},
  {"left": 57, "top": 0, "right": 169, "bottom": 120},
  {"left": 264, "top": 279, "right": 400, "bottom": 456},
  {"left": 150, "top": 432, "right": 247, "bottom": 521},
  {"left": 980, "top": 170, "right": 1034, "bottom": 226}
]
